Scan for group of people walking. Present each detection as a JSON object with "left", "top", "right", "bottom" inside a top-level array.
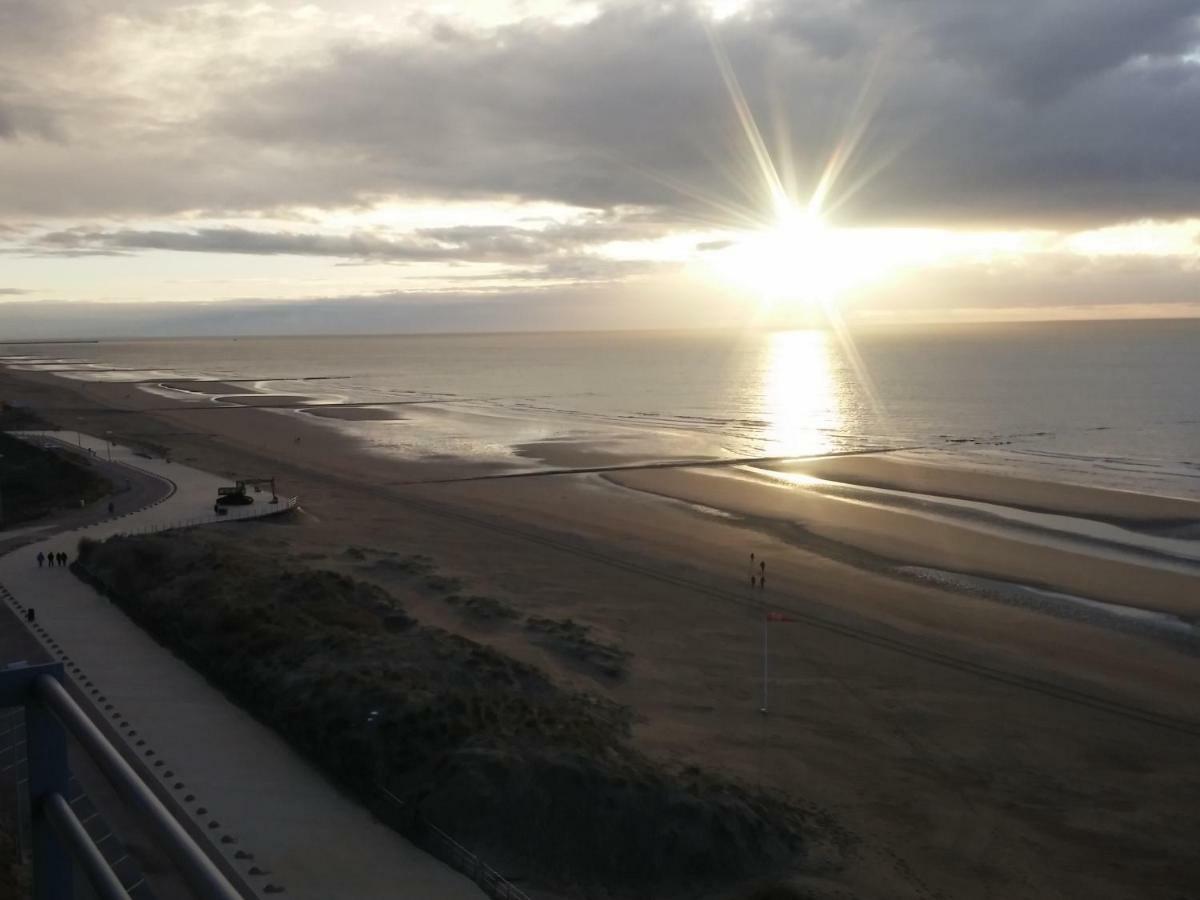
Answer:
[
  {"left": 750, "top": 552, "right": 766, "bottom": 589},
  {"left": 36, "top": 550, "right": 70, "bottom": 568}
]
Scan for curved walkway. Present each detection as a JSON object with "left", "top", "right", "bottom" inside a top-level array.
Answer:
[{"left": 0, "top": 431, "right": 483, "bottom": 900}]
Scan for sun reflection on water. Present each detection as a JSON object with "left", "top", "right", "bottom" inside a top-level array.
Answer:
[{"left": 760, "top": 329, "right": 845, "bottom": 457}]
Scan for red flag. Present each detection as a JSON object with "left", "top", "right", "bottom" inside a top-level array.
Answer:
[{"left": 765, "top": 611, "right": 795, "bottom": 622}]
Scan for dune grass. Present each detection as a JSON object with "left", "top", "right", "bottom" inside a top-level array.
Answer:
[
  {"left": 75, "top": 531, "right": 834, "bottom": 898},
  {"left": 0, "top": 431, "right": 111, "bottom": 526}
]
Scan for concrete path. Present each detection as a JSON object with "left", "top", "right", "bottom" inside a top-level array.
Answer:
[{"left": 0, "top": 432, "right": 484, "bottom": 900}]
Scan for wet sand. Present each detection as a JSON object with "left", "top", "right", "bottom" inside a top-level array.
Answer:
[
  {"left": 157, "top": 380, "right": 248, "bottom": 396},
  {"left": 771, "top": 452, "right": 1200, "bottom": 522},
  {"left": 299, "top": 406, "right": 404, "bottom": 421},
  {"left": 605, "top": 465, "right": 1200, "bottom": 618},
  {"left": 3, "top": 364, "right": 1200, "bottom": 900}
]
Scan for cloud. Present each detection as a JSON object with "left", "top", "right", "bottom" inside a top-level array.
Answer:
[
  {"left": 921, "top": 0, "right": 1200, "bottom": 99},
  {"left": 22, "top": 210, "right": 666, "bottom": 278},
  {"left": 1, "top": 1, "right": 1199, "bottom": 230},
  {"left": 210, "top": 0, "right": 1200, "bottom": 227},
  {"left": 31, "top": 226, "right": 553, "bottom": 262},
  {"left": 0, "top": 276, "right": 743, "bottom": 339},
  {"left": 845, "top": 250, "right": 1200, "bottom": 312},
  {"left": 0, "top": 288, "right": 32, "bottom": 295}
]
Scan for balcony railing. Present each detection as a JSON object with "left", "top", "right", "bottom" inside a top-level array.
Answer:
[{"left": 0, "top": 662, "right": 244, "bottom": 900}]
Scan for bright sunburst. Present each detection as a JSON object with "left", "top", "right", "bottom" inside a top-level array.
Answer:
[
  {"left": 709, "top": 203, "right": 850, "bottom": 308},
  {"left": 690, "top": 33, "right": 898, "bottom": 315}
]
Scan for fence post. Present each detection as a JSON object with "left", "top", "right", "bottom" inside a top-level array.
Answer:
[{"left": 25, "top": 672, "right": 72, "bottom": 900}]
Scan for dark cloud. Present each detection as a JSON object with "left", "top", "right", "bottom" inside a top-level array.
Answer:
[
  {"left": 921, "top": 0, "right": 1200, "bottom": 99},
  {"left": 26, "top": 211, "right": 659, "bottom": 270},
  {"left": 32, "top": 226, "right": 543, "bottom": 262},
  {"left": 0, "top": 288, "right": 32, "bottom": 295},
  {"left": 210, "top": 0, "right": 1200, "bottom": 227},
  {"left": 3, "top": 1, "right": 1200, "bottom": 229}
]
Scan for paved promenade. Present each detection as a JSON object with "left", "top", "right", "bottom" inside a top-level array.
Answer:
[{"left": 0, "top": 432, "right": 483, "bottom": 900}]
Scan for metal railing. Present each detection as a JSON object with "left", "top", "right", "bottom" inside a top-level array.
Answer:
[
  {"left": 0, "top": 663, "right": 244, "bottom": 900},
  {"left": 423, "top": 819, "right": 534, "bottom": 900},
  {"left": 118, "top": 496, "right": 299, "bottom": 536},
  {"left": 375, "top": 786, "right": 533, "bottom": 900}
]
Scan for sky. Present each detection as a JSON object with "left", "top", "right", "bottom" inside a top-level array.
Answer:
[{"left": 2, "top": 0, "right": 1200, "bottom": 337}]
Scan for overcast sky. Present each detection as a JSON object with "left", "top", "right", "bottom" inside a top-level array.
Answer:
[{"left": 2, "top": 0, "right": 1200, "bottom": 337}]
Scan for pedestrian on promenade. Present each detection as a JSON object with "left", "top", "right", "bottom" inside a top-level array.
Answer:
[
  {"left": 46, "top": 552, "right": 54, "bottom": 568},
  {"left": 58, "top": 551, "right": 68, "bottom": 566},
  {"left": 36, "top": 551, "right": 44, "bottom": 568}
]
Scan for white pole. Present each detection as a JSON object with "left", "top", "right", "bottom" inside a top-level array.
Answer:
[{"left": 760, "top": 604, "right": 769, "bottom": 714}]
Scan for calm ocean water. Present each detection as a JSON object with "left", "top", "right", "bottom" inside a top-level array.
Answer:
[{"left": 4, "top": 320, "right": 1199, "bottom": 496}]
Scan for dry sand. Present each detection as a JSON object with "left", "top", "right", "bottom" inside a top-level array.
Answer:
[{"left": 4, "top": 365, "right": 1200, "bottom": 900}]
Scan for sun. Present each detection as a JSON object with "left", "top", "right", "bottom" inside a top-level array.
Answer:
[{"left": 708, "top": 203, "right": 855, "bottom": 310}]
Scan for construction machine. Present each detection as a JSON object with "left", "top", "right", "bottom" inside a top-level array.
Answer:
[{"left": 216, "top": 477, "right": 278, "bottom": 506}]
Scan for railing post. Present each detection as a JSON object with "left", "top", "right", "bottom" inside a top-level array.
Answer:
[{"left": 25, "top": 672, "right": 72, "bottom": 900}]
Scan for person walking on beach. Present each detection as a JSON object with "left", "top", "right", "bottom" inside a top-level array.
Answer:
[
  {"left": 58, "top": 551, "right": 68, "bottom": 567},
  {"left": 46, "top": 552, "right": 54, "bottom": 568},
  {"left": 36, "top": 551, "right": 44, "bottom": 568}
]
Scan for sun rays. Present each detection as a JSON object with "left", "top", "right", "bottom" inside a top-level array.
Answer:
[{"left": 698, "top": 29, "right": 894, "bottom": 418}]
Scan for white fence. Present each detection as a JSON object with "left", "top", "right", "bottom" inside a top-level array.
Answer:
[{"left": 117, "top": 496, "right": 299, "bottom": 537}]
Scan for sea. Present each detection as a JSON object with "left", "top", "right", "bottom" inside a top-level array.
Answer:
[{"left": 3, "top": 319, "right": 1199, "bottom": 497}]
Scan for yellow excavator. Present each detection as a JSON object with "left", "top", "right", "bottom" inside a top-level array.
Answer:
[{"left": 216, "top": 477, "right": 278, "bottom": 506}]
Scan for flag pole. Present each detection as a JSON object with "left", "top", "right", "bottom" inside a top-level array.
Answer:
[
  {"left": 760, "top": 603, "right": 769, "bottom": 714},
  {"left": 760, "top": 572, "right": 768, "bottom": 715}
]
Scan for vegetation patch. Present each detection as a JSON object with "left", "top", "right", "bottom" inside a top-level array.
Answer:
[
  {"left": 525, "top": 615, "right": 631, "bottom": 681},
  {"left": 423, "top": 573, "right": 465, "bottom": 593},
  {"left": 74, "top": 531, "right": 832, "bottom": 899},
  {"left": 369, "top": 553, "right": 436, "bottom": 576},
  {"left": 0, "top": 401, "right": 49, "bottom": 431},
  {"left": 442, "top": 593, "right": 520, "bottom": 624},
  {"left": 0, "top": 431, "right": 111, "bottom": 526}
]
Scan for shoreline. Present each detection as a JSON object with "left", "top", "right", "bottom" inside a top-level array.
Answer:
[
  {"left": 5, "top": 360, "right": 1199, "bottom": 646},
  {"left": 9, "top": 352, "right": 1200, "bottom": 498}
]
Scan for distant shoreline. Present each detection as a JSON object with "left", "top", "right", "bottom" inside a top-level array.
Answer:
[{"left": 5, "top": 314, "right": 1200, "bottom": 345}]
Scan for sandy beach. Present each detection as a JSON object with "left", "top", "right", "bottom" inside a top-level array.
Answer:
[{"left": 4, "top": 363, "right": 1200, "bottom": 900}]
